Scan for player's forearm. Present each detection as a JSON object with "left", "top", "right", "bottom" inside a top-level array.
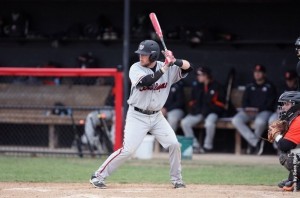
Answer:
[
  {"left": 137, "top": 69, "right": 164, "bottom": 87},
  {"left": 173, "top": 59, "right": 190, "bottom": 70},
  {"left": 180, "top": 60, "right": 191, "bottom": 70},
  {"left": 276, "top": 137, "right": 297, "bottom": 152}
]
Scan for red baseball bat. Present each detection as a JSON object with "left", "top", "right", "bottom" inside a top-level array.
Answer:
[{"left": 149, "top": 12, "right": 167, "bottom": 51}]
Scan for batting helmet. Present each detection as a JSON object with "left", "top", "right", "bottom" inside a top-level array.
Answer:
[
  {"left": 295, "top": 36, "right": 300, "bottom": 59},
  {"left": 135, "top": 40, "right": 160, "bottom": 62}
]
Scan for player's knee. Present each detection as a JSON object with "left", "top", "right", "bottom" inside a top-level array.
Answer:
[
  {"left": 168, "top": 118, "right": 176, "bottom": 126},
  {"left": 232, "top": 116, "right": 242, "bottom": 126},
  {"left": 168, "top": 142, "right": 180, "bottom": 151},
  {"left": 121, "top": 146, "right": 136, "bottom": 157},
  {"left": 180, "top": 118, "right": 188, "bottom": 128},
  {"left": 254, "top": 119, "right": 265, "bottom": 128},
  {"left": 204, "top": 121, "right": 215, "bottom": 129}
]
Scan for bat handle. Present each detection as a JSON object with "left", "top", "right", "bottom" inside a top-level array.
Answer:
[{"left": 160, "top": 37, "right": 167, "bottom": 51}]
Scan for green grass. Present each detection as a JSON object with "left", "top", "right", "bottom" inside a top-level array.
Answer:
[{"left": 0, "top": 155, "right": 287, "bottom": 186}]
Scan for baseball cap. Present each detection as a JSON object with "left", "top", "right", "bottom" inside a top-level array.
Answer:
[
  {"left": 197, "top": 66, "right": 212, "bottom": 76},
  {"left": 253, "top": 64, "right": 266, "bottom": 73},
  {"left": 285, "top": 70, "right": 297, "bottom": 80}
]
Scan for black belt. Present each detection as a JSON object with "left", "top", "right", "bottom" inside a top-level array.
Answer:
[{"left": 134, "top": 107, "right": 159, "bottom": 115}]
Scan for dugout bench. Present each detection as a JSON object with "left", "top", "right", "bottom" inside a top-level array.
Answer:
[{"left": 0, "top": 83, "right": 112, "bottom": 149}]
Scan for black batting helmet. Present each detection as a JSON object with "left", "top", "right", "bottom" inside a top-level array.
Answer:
[
  {"left": 135, "top": 40, "right": 160, "bottom": 62},
  {"left": 295, "top": 37, "right": 300, "bottom": 59}
]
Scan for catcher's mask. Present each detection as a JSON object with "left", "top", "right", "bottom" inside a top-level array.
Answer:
[
  {"left": 135, "top": 40, "right": 160, "bottom": 62},
  {"left": 278, "top": 91, "right": 300, "bottom": 119}
]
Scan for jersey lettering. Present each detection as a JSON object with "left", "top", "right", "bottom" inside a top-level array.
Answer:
[{"left": 139, "top": 82, "right": 168, "bottom": 91}]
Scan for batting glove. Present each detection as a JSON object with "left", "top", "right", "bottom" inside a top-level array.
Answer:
[{"left": 162, "top": 50, "right": 175, "bottom": 66}]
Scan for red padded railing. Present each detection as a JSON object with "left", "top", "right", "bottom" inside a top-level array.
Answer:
[{"left": 0, "top": 67, "right": 124, "bottom": 150}]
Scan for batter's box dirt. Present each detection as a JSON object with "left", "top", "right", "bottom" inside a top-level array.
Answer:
[{"left": 0, "top": 182, "right": 298, "bottom": 198}]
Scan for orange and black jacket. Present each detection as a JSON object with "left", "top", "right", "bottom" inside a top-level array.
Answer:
[{"left": 189, "top": 80, "right": 225, "bottom": 117}]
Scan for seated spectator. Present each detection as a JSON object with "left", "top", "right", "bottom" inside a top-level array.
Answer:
[
  {"left": 232, "top": 64, "right": 277, "bottom": 155},
  {"left": 180, "top": 67, "right": 225, "bottom": 153},
  {"left": 161, "top": 81, "right": 185, "bottom": 132},
  {"left": 81, "top": 87, "right": 115, "bottom": 151}
]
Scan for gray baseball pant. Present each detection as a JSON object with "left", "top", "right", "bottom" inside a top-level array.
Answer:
[
  {"left": 180, "top": 113, "right": 218, "bottom": 150},
  {"left": 167, "top": 109, "right": 185, "bottom": 132},
  {"left": 232, "top": 110, "right": 272, "bottom": 147},
  {"left": 95, "top": 106, "right": 183, "bottom": 184}
]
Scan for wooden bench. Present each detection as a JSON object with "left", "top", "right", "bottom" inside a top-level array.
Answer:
[
  {"left": 193, "top": 88, "right": 247, "bottom": 155},
  {"left": 0, "top": 83, "right": 112, "bottom": 149}
]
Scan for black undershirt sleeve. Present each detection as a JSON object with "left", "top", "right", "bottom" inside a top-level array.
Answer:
[
  {"left": 138, "top": 64, "right": 194, "bottom": 87},
  {"left": 277, "top": 138, "right": 297, "bottom": 152},
  {"left": 181, "top": 65, "right": 194, "bottom": 74},
  {"left": 137, "top": 69, "right": 164, "bottom": 87}
]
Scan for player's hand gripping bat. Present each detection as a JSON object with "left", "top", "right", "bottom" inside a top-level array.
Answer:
[{"left": 149, "top": 12, "right": 167, "bottom": 51}]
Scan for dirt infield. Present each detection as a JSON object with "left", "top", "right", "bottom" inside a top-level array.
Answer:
[{"left": 1, "top": 182, "right": 299, "bottom": 198}]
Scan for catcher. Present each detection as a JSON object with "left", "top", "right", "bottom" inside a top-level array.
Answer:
[{"left": 267, "top": 91, "right": 300, "bottom": 191}]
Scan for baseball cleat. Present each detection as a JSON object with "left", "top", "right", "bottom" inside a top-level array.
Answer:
[
  {"left": 278, "top": 179, "right": 292, "bottom": 188},
  {"left": 282, "top": 182, "right": 300, "bottom": 191},
  {"left": 90, "top": 174, "right": 107, "bottom": 189},
  {"left": 173, "top": 182, "right": 186, "bottom": 189}
]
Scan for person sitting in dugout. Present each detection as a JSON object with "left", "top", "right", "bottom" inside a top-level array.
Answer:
[
  {"left": 231, "top": 64, "right": 277, "bottom": 155},
  {"left": 180, "top": 66, "right": 225, "bottom": 153}
]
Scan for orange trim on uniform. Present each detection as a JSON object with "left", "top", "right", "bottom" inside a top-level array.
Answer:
[
  {"left": 284, "top": 116, "right": 300, "bottom": 145},
  {"left": 211, "top": 93, "right": 225, "bottom": 108}
]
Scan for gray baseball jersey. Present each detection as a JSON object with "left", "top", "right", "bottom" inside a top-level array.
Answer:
[{"left": 128, "top": 61, "right": 187, "bottom": 110}]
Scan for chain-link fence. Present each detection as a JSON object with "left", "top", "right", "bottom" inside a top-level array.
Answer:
[{"left": 0, "top": 74, "right": 116, "bottom": 157}]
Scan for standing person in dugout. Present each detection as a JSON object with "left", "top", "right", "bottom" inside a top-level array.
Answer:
[
  {"left": 89, "top": 40, "right": 193, "bottom": 189},
  {"left": 231, "top": 64, "right": 277, "bottom": 155},
  {"left": 180, "top": 67, "right": 225, "bottom": 153},
  {"left": 268, "top": 91, "right": 300, "bottom": 191}
]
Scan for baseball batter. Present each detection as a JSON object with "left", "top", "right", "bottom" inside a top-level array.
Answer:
[{"left": 89, "top": 40, "right": 193, "bottom": 189}]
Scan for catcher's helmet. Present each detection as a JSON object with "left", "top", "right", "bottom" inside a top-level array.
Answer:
[
  {"left": 295, "top": 37, "right": 300, "bottom": 59},
  {"left": 278, "top": 91, "right": 300, "bottom": 104},
  {"left": 135, "top": 40, "right": 160, "bottom": 62},
  {"left": 278, "top": 91, "right": 300, "bottom": 119}
]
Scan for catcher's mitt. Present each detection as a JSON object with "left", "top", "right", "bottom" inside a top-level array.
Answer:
[{"left": 267, "top": 120, "right": 289, "bottom": 143}]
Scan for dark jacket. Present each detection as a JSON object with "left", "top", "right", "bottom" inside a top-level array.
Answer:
[
  {"left": 242, "top": 79, "right": 277, "bottom": 112},
  {"left": 190, "top": 80, "right": 225, "bottom": 117},
  {"left": 164, "top": 82, "right": 185, "bottom": 112}
]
